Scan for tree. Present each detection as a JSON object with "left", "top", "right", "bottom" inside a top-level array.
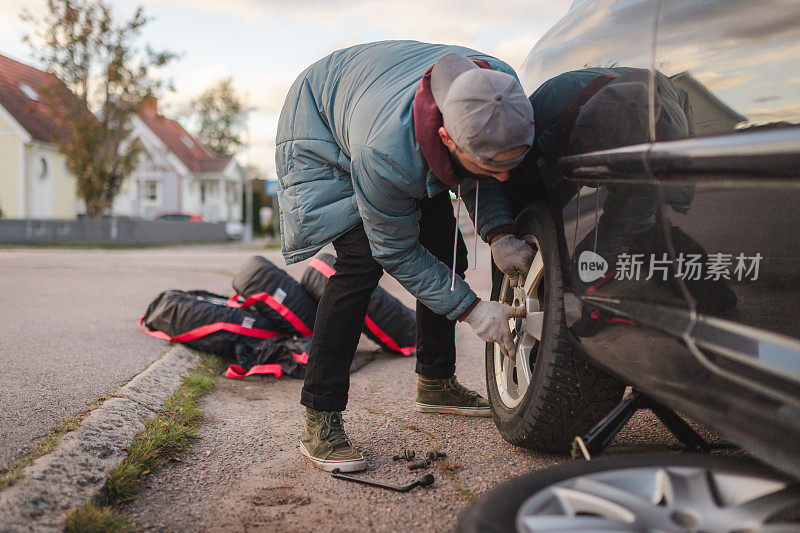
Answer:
[
  {"left": 184, "top": 77, "right": 249, "bottom": 158},
  {"left": 21, "top": 0, "right": 176, "bottom": 216}
]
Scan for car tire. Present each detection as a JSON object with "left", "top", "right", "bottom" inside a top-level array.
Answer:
[
  {"left": 457, "top": 453, "right": 800, "bottom": 533},
  {"left": 485, "top": 202, "right": 624, "bottom": 453}
]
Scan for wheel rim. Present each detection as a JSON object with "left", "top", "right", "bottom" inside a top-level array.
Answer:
[
  {"left": 515, "top": 465, "right": 800, "bottom": 532},
  {"left": 493, "top": 236, "right": 545, "bottom": 409}
]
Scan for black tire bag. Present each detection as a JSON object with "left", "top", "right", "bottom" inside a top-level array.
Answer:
[
  {"left": 142, "top": 289, "right": 284, "bottom": 357},
  {"left": 228, "top": 337, "right": 313, "bottom": 379},
  {"left": 232, "top": 256, "right": 317, "bottom": 337}
]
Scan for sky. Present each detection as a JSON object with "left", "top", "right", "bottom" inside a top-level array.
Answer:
[{"left": 0, "top": 0, "right": 572, "bottom": 176}]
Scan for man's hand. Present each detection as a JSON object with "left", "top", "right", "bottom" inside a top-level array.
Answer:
[
  {"left": 463, "top": 300, "right": 526, "bottom": 359},
  {"left": 491, "top": 234, "right": 535, "bottom": 287}
]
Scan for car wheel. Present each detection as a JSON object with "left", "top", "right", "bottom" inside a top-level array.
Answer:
[
  {"left": 458, "top": 453, "right": 800, "bottom": 533},
  {"left": 485, "top": 203, "right": 624, "bottom": 453}
]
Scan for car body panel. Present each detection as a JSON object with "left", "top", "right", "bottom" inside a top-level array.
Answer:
[
  {"left": 521, "top": 0, "right": 659, "bottom": 93},
  {"left": 521, "top": 0, "right": 800, "bottom": 477},
  {"left": 154, "top": 213, "right": 203, "bottom": 222}
]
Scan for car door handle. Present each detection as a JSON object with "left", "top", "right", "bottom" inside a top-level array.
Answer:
[
  {"left": 561, "top": 127, "right": 800, "bottom": 181},
  {"left": 560, "top": 143, "right": 652, "bottom": 182}
]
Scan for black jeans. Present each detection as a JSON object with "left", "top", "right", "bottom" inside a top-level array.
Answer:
[{"left": 300, "top": 190, "right": 468, "bottom": 412}]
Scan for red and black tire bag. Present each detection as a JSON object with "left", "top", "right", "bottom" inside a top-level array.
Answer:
[
  {"left": 141, "top": 289, "right": 284, "bottom": 357},
  {"left": 226, "top": 337, "right": 312, "bottom": 380},
  {"left": 231, "top": 256, "right": 316, "bottom": 337},
  {"left": 300, "top": 253, "right": 416, "bottom": 356}
]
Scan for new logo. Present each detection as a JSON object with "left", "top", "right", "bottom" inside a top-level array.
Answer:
[{"left": 578, "top": 251, "right": 608, "bottom": 283}]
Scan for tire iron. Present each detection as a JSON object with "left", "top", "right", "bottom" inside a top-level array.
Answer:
[{"left": 330, "top": 468, "right": 434, "bottom": 492}]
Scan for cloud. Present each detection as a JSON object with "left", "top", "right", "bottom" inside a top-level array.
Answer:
[
  {"left": 150, "top": 0, "right": 568, "bottom": 62},
  {"left": 153, "top": 0, "right": 563, "bottom": 36},
  {"left": 0, "top": 0, "right": 45, "bottom": 22},
  {"left": 746, "top": 102, "right": 800, "bottom": 124},
  {"left": 691, "top": 70, "right": 757, "bottom": 92},
  {"left": 489, "top": 33, "right": 545, "bottom": 73}
]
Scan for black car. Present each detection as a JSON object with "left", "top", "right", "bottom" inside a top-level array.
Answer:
[{"left": 461, "top": 0, "right": 800, "bottom": 530}]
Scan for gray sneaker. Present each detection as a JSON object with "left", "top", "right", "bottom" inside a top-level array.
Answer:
[{"left": 300, "top": 407, "right": 366, "bottom": 472}]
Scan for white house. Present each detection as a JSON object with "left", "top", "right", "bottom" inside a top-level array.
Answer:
[
  {"left": 113, "top": 97, "right": 244, "bottom": 223},
  {"left": 0, "top": 53, "right": 79, "bottom": 219},
  {"left": 670, "top": 71, "right": 747, "bottom": 136}
]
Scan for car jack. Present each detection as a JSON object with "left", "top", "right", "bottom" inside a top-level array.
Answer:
[
  {"left": 331, "top": 468, "right": 435, "bottom": 492},
  {"left": 571, "top": 391, "right": 710, "bottom": 460}
]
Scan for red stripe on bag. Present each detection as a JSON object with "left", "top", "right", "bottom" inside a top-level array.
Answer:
[
  {"left": 364, "top": 316, "right": 415, "bottom": 356},
  {"left": 227, "top": 292, "right": 313, "bottom": 337},
  {"left": 310, "top": 258, "right": 335, "bottom": 278},
  {"left": 292, "top": 351, "right": 309, "bottom": 364},
  {"left": 224, "top": 364, "right": 284, "bottom": 379},
  {"left": 139, "top": 317, "right": 284, "bottom": 342}
]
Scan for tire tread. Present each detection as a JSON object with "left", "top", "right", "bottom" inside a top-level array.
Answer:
[{"left": 487, "top": 203, "right": 624, "bottom": 453}]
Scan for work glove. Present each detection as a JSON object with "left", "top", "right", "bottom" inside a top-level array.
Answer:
[
  {"left": 491, "top": 234, "right": 535, "bottom": 287},
  {"left": 463, "top": 300, "right": 526, "bottom": 359}
]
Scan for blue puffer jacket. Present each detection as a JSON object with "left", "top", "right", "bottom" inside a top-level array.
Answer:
[{"left": 275, "top": 41, "right": 516, "bottom": 320}]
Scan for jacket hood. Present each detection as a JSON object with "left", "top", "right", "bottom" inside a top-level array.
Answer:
[{"left": 413, "top": 58, "right": 493, "bottom": 188}]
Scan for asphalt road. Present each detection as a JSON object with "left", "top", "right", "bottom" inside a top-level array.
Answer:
[{"left": 0, "top": 241, "right": 295, "bottom": 470}]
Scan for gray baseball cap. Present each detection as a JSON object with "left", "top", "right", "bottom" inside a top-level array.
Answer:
[{"left": 430, "top": 53, "right": 534, "bottom": 168}]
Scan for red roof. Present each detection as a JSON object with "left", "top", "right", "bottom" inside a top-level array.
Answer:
[
  {"left": 0, "top": 53, "right": 77, "bottom": 143},
  {"left": 138, "top": 98, "right": 232, "bottom": 175}
]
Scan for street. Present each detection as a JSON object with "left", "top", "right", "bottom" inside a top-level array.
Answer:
[{"left": 0, "top": 242, "right": 291, "bottom": 469}]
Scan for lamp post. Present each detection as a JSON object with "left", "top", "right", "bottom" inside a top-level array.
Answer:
[{"left": 242, "top": 97, "right": 253, "bottom": 243}]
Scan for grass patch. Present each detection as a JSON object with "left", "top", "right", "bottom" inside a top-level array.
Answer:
[
  {"left": 437, "top": 459, "right": 475, "bottom": 501},
  {"left": 65, "top": 353, "right": 222, "bottom": 531},
  {"left": 437, "top": 459, "right": 463, "bottom": 474},
  {"left": 0, "top": 392, "right": 117, "bottom": 491},
  {"left": 103, "top": 353, "right": 222, "bottom": 505},
  {"left": 64, "top": 502, "right": 134, "bottom": 533},
  {"left": 2, "top": 351, "right": 223, "bottom": 531}
]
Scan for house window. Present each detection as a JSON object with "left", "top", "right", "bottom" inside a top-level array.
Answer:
[
  {"left": 201, "top": 182, "right": 217, "bottom": 204},
  {"left": 19, "top": 82, "right": 39, "bottom": 101},
  {"left": 39, "top": 157, "right": 48, "bottom": 181},
  {"left": 141, "top": 180, "right": 160, "bottom": 206}
]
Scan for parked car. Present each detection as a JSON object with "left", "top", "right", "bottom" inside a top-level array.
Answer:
[
  {"left": 224, "top": 221, "right": 244, "bottom": 240},
  {"left": 154, "top": 212, "right": 203, "bottom": 222},
  {"left": 460, "top": 0, "right": 800, "bottom": 530}
]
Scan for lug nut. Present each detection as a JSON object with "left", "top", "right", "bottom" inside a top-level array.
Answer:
[
  {"left": 408, "top": 459, "right": 431, "bottom": 471},
  {"left": 392, "top": 450, "right": 416, "bottom": 461},
  {"left": 426, "top": 451, "right": 447, "bottom": 462}
]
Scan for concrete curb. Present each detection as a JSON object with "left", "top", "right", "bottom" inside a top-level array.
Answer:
[{"left": 0, "top": 345, "right": 200, "bottom": 532}]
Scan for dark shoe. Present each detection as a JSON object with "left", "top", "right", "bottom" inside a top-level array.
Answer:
[
  {"left": 299, "top": 407, "right": 366, "bottom": 472},
  {"left": 415, "top": 376, "right": 491, "bottom": 417}
]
